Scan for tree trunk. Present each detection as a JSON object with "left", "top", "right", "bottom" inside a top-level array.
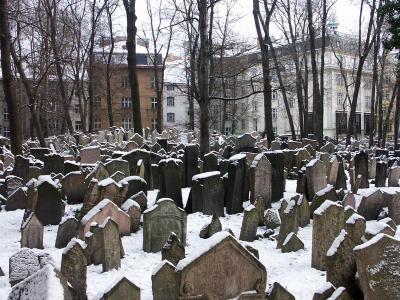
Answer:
[
  {"left": 382, "top": 80, "right": 398, "bottom": 147},
  {"left": 0, "top": 0, "right": 22, "bottom": 154},
  {"left": 124, "top": 0, "right": 143, "bottom": 135}
]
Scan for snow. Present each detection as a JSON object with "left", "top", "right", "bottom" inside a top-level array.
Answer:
[
  {"left": 192, "top": 171, "right": 220, "bottom": 181},
  {"left": 97, "top": 177, "right": 120, "bottom": 188},
  {"left": 314, "top": 200, "right": 341, "bottom": 216},
  {"left": 327, "top": 287, "right": 346, "bottom": 300},
  {"left": 282, "top": 232, "right": 295, "bottom": 247},
  {"left": 81, "top": 199, "right": 123, "bottom": 225},
  {"left": 229, "top": 153, "right": 246, "bottom": 162},
  {"left": 346, "top": 213, "right": 365, "bottom": 225},
  {"left": 354, "top": 233, "right": 394, "bottom": 251},
  {"left": 326, "top": 229, "right": 346, "bottom": 257},
  {"left": 365, "top": 220, "right": 392, "bottom": 236},
  {"left": 315, "top": 185, "right": 333, "bottom": 197}
]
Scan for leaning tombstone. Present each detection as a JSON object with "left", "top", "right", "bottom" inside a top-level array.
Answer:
[
  {"left": 100, "top": 218, "right": 121, "bottom": 272},
  {"left": 55, "top": 216, "right": 79, "bottom": 248},
  {"left": 239, "top": 204, "right": 259, "bottom": 242},
  {"left": 306, "top": 159, "right": 327, "bottom": 200},
  {"left": 161, "top": 232, "right": 185, "bottom": 265},
  {"left": 199, "top": 214, "right": 222, "bottom": 239},
  {"left": 21, "top": 212, "right": 43, "bottom": 249}
]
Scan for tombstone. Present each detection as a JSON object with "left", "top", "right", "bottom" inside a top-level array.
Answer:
[
  {"left": 239, "top": 205, "right": 259, "bottom": 242},
  {"left": 264, "top": 151, "right": 285, "bottom": 202},
  {"left": 264, "top": 209, "right": 281, "bottom": 229},
  {"left": 61, "top": 238, "right": 87, "bottom": 300},
  {"left": 354, "top": 151, "right": 369, "bottom": 188},
  {"left": 267, "top": 282, "right": 295, "bottom": 300},
  {"left": 143, "top": 198, "right": 187, "bottom": 253},
  {"left": 312, "top": 200, "right": 344, "bottom": 271},
  {"left": 21, "top": 212, "right": 43, "bottom": 249},
  {"left": 306, "top": 159, "right": 327, "bottom": 200},
  {"left": 43, "top": 153, "right": 64, "bottom": 175},
  {"left": 80, "top": 146, "right": 101, "bottom": 164},
  {"left": 388, "top": 164, "right": 400, "bottom": 187},
  {"left": 121, "top": 199, "right": 141, "bottom": 233},
  {"left": 55, "top": 217, "right": 79, "bottom": 248},
  {"left": 277, "top": 199, "right": 298, "bottom": 248},
  {"left": 111, "top": 171, "right": 126, "bottom": 182},
  {"left": 325, "top": 230, "right": 358, "bottom": 296},
  {"left": 6, "top": 175, "right": 23, "bottom": 197},
  {"left": 129, "top": 191, "right": 148, "bottom": 212},
  {"left": 203, "top": 152, "right": 218, "bottom": 172},
  {"left": 358, "top": 189, "right": 385, "bottom": 220},
  {"left": 335, "top": 160, "right": 347, "bottom": 190},
  {"left": 6, "top": 187, "right": 27, "bottom": 211},
  {"left": 310, "top": 185, "right": 337, "bottom": 216},
  {"left": 152, "top": 232, "right": 266, "bottom": 299},
  {"left": 104, "top": 158, "right": 130, "bottom": 177},
  {"left": 364, "top": 220, "right": 395, "bottom": 240},
  {"left": 249, "top": 154, "right": 272, "bottom": 208},
  {"left": 345, "top": 213, "right": 366, "bottom": 244},
  {"left": 354, "top": 234, "right": 400, "bottom": 300},
  {"left": 375, "top": 161, "right": 388, "bottom": 187},
  {"left": 281, "top": 233, "right": 304, "bottom": 253},
  {"left": 100, "top": 218, "right": 121, "bottom": 272},
  {"left": 158, "top": 158, "right": 184, "bottom": 208},
  {"left": 80, "top": 199, "right": 131, "bottom": 238},
  {"left": 199, "top": 214, "right": 222, "bottom": 239},
  {"left": 12, "top": 155, "right": 30, "bottom": 183},
  {"left": 161, "top": 232, "right": 185, "bottom": 265},
  {"left": 312, "top": 282, "right": 336, "bottom": 300},
  {"left": 121, "top": 176, "right": 148, "bottom": 200},
  {"left": 225, "top": 154, "right": 247, "bottom": 214},
  {"left": 191, "top": 171, "right": 224, "bottom": 217},
  {"left": 100, "top": 277, "right": 141, "bottom": 300},
  {"left": 32, "top": 176, "right": 63, "bottom": 225},
  {"left": 8, "top": 265, "right": 72, "bottom": 300},
  {"left": 237, "top": 133, "right": 257, "bottom": 152},
  {"left": 62, "top": 171, "right": 87, "bottom": 204},
  {"left": 183, "top": 144, "right": 200, "bottom": 187},
  {"left": 327, "top": 157, "right": 339, "bottom": 186}
]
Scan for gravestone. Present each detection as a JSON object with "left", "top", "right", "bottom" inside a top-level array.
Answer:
[
  {"left": 354, "top": 234, "right": 400, "bottom": 300},
  {"left": 267, "top": 282, "right": 295, "bottom": 300},
  {"left": 6, "top": 175, "right": 23, "bottom": 197},
  {"left": 203, "top": 152, "right": 218, "bottom": 172},
  {"left": 161, "top": 232, "right": 185, "bottom": 265},
  {"left": 199, "top": 214, "right": 222, "bottom": 239},
  {"left": 6, "top": 187, "right": 27, "bottom": 211},
  {"left": 43, "top": 153, "right": 64, "bottom": 175},
  {"left": 239, "top": 205, "right": 259, "bottom": 242},
  {"left": 21, "top": 212, "right": 43, "bottom": 249},
  {"left": 225, "top": 154, "right": 247, "bottom": 214},
  {"left": 120, "top": 176, "right": 147, "bottom": 200},
  {"left": 277, "top": 199, "right": 298, "bottom": 248},
  {"left": 354, "top": 151, "right": 369, "bottom": 188},
  {"left": 191, "top": 171, "right": 224, "bottom": 216},
  {"left": 158, "top": 158, "right": 184, "bottom": 208},
  {"left": 61, "top": 238, "right": 87, "bottom": 300},
  {"left": 143, "top": 198, "right": 187, "bottom": 253},
  {"left": 100, "top": 218, "right": 121, "bottom": 272},
  {"left": 306, "top": 159, "right": 327, "bottom": 200},
  {"left": 312, "top": 200, "right": 344, "bottom": 271},
  {"left": 264, "top": 209, "right": 281, "bottom": 229},
  {"left": 12, "top": 155, "right": 30, "bottom": 183},
  {"left": 62, "top": 171, "right": 87, "bottom": 204},
  {"left": 281, "top": 233, "right": 304, "bottom": 253},
  {"left": 358, "top": 189, "right": 384, "bottom": 220},
  {"left": 129, "top": 191, "right": 148, "bottom": 212},
  {"left": 375, "top": 161, "right": 388, "bottom": 187},
  {"left": 80, "top": 146, "right": 101, "bottom": 164},
  {"left": 249, "top": 154, "right": 272, "bottom": 208},
  {"left": 264, "top": 151, "right": 285, "bottom": 202},
  {"left": 55, "top": 217, "right": 79, "bottom": 248},
  {"left": 100, "top": 277, "right": 141, "bottom": 300},
  {"left": 121, "top": 199, "right": 141, "bottom": 233},
  {"left": 388, "top": 164, "right": 400, "bottom": 187},
  {"left": 184, "top": 144, "right": 200, "bottom": 187}
]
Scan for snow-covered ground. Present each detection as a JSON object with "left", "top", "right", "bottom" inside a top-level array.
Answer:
[{"left": 0, "top": 180, "right": 326, "bottom": 299}]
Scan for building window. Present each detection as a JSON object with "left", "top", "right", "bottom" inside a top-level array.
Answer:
[
  {"left": 253, "top": 101, "right": 258, "bottom": 112},
  {"left": 167, "top": 97, "right": 175, "bottom": 107},
  {"left": 272, "top": 91, "right": 277, "bottom": 100},
  {"left": 167, "top": 113, "right": 175, "bottom": 123},
  {"left": 121, "top": 76, "right": 129, "bottom": 88},
  {"left": 364, "top": 113, "right": 371, "bottom": 135},
  {"left": 94, "top": 96, "right": 101, "bottom": 107},
  {"left": 75, "top": 120, "right": 82, "bottom": 131},
  {"left": 273, "top": 127, "right": 277, "bottom": 135},
  {"left": 241, "top": 119, "right": 246, "bottom": 130},
  {"left": 122, "top": 118, "right": 132, "bottom": 130},
  {"left": 365, "top": 96, "right": 371, "bottom": 109},
  {"left": 49, "top": 120, "right": 59, "bottom": 130},
  {"left": 94, "top": 118, "right": 101, "bottom": 130},
  {"left": 337, "top": 92, "right": 344, "bottom": 105},
  {"left": 74, "top": 104, "right": 80, "bottom": 114},
  {"left": 253, "top": 119, "right": 258, "bottom": 131},
  {"left": 241, "top": 102, "right": 246, "bottom": 112},
  {"left": 166, "top": 84, "right": 175, "bottom": 91},
  {"left": 151, "top": 76, "right": 156, "bottom": 88},
  {"left": 3, "top": 126, "right": 10, "bottom": 137},
  {"left": 335, "top": 74, "right": 344, "bottom": 86},
  {"left": 151, "top": 118, "right": 157, "bottom": 130},
  {"left": 3, "top": 107, "right": 9, "bottom": 120},
  {"left": 225, "top": 127, "right": 231, "bottom": 135},
  {"left": 151, "top": 97, "right": 157, "bottom": 110},
  {"left": 122, "top": 97, "right": 132, "bottom": 108},
  {"left": 272, "top": 108, "right": 277, "bottom": 120}
]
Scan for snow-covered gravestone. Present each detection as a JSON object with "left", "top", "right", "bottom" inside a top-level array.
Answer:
[
  {"left": 354, "top": 234, "right": 400, "bottom": 300},
  {"left": 6, "top": 186, "right": 27, "bottom": 211},
  {"left": 80, "top": 145, "right": 101, "bottom": 164},
  {"left": 199, "top": 214, "right": 222, "bottom": 239},
  {"left": 143, "top": 198, "right": 187, "bottom": 253},
  {"left": 375, "top": 161, "right": 387, "bottom": 187},
  {"left": 21, "top": 212, "right": 43, "bottom": 249},
  {"left": 191, "top": 171, "right": 224, "bottom": 217},
  {"left": 306, "top": 159, "right": 327, "bottom": 200},
  {"left": 277, "top": 198, "right": 298, "bottom": 249},
  {"left": 264, "top": 151, "right": 285, "bottom": 202},
  {"left": 121, "top": 199, "right": 141, "bottom": 233},
  {"left": 62, "top": 171, "right": 87, "bottom": 204},
  {"left": 388, "top": 163, "right": 400, "bottom": 187},
  {"left": 31, "top": 175, "right": 63, "bottom": 225},
  {"left": 61, "top": 238, "right": 87, "bottom": 300},
  {"left": 158, "top": 158, "right": 184, "bottom": 208},
  {"left": 249, "top": 154, "right": 272, "bottom": 209},
  {"left": 6, "top": 175, "right": 23, "bottom": 197},
  {"left": 225, "top": 154, "right": 247, "bottom": 214},
  {"left": 8, "top": 265, "right": 72, "bottom": 300},
  {"left": 357, "top": 189, "right": 385, "bottom": 221},
  {"left": 203, "top": 151, "right": 218, "bottom": 172},
  {"left": 43, "top": 153, "right": 64, "bottom": 175},
  {"left": 100, "top": 277, "right": 141, "bottom": 300},
  {"left": 312, "top": 200, "right": 344, "bottom": 271},
  {"left": 161, "top": 232, "right": 185, "bottom": 265},
  {"left": 55, "top": 216, "right": 79, "bottom": 249},
  {"left": 327, "top": 156, "right": 339, "bottom": 186},
  {"left": 104, "top": 158, "right": 130, "bottom": 178},
  {"left": 100, "top": 218, "right": 121, "bottom": 272},
  {"left": 354, "top": 151, "right": 369, "bottom": 188},
  {"left": 152, "top": 232, "right": 266, "bottom": 299},
  {"left": 239, "top": 205, "right": 259, "bottom": 242},
  {"left": 120, "top": 176, "right": 147, "bottom": 200},
  {"left": 79, "top": 199, "right": 131, "bottom": 238}
]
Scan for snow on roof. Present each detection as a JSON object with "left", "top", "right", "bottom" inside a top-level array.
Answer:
[
  {"left": 94, "top": 40, "right": 149, "bottom": 55},
  {"left": 192, "top": 171, "right": 220, "bottom": 181},
  {"left": 326, "top": 229, "right": 346, "bottom": 257},
  {"left": 314, "top": 200, "right": 342, "bottom": 216}
]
